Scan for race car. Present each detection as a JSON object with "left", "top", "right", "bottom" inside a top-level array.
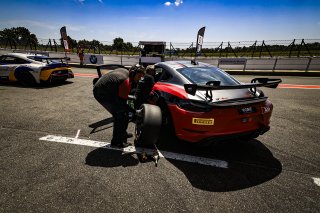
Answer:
[
  {"left": 94, "top": 61, "right": 281, "bottom": 145},
  {"left": 0, "top": 53, "right": 74, "bottom": 86}
]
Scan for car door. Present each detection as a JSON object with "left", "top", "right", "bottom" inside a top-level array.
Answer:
[
  {"left": 0, "top": 56, "right": 18, "bottom": 79},
  {"left": 0, "top": 56, "right": 14, "bottom": 80}
]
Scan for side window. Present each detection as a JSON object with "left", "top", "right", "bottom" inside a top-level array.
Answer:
[
  {"left": 154, "top": 66, "right": 163, "bottom": 82},
  {"left": 0, "top": 56, "right": 30, "bottom": 64},
  {"left": 1, "top": 56, "right": 16, "bottom": 64},
  {"left": 14, "top": 57, "right": 30, "bottom": 64},
  {"left": 158, "top": 69, "right": 172, "bottom": 82},
  {"left": 0, "top": 56, "right": 5, "bottom": 63}
]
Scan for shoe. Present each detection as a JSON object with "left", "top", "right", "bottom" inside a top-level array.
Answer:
[
  {"left": 120, "top": 141, "right": 131, "bottom": 148},
  {"left": 126, "top": 132, "right": 133, "bottom": 138}
]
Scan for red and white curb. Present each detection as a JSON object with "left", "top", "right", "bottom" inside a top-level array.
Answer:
[
  {"left": 74, "top": 73, "right": 98, "bottom": 78},
  {"left": 39, "top": 135, "right": 228, "bottom": 169},
  {"left": 278, "top": 84, "right": 320, "bottom": 89}
]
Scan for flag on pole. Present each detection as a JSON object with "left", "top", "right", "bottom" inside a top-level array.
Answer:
[
  {"left": 195, "top": 27, "right": 205, "bottom": 56},
  {"left": 60, "top": 26, "right": 70, "bottom": 52}
]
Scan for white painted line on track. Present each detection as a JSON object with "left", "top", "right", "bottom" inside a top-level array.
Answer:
[
  {"left": 39, "top": 135, "right": 228, "bottom": 169},
  {"left": 75, "top": 129, "right": 81, "bottom": 139},
  {"left": 312, "top": 177, "right": 320, "bottom": 187}
]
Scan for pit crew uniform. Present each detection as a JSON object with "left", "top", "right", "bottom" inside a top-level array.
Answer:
[{"left": 93, "top": 68, "right": 133, "bottom": 147}]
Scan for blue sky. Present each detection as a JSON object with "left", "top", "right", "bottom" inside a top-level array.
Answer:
[{"left": 0, "top": 0, "right": 319, "bottom": 43}]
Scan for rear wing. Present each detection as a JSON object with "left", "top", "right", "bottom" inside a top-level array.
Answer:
[
  {"left": 184, "top": 78, "right": 282, "bottom": 101},
  {"left": 33, "top": 56, "right": 70, "bottom": 64}
]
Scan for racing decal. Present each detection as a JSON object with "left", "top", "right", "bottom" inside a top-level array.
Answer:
[
  {"left": 8, "top": 69, "right": 17, "bottom": 81},
  {"left": 192, "top": 118, "right": 214, "bottom": 126},
  {"left": 153, "top": 82, "right": 188, "bottom": 99},
  {"left": 239, "top": 106, "right": 257, "bottom": 114},
  {"left": 261, "top": 106, "right": 271, "bottom": 114}
]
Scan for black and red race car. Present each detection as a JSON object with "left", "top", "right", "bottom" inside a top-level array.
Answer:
[{"left": 94, "top": 61, "right": 281, "bottom": 146}]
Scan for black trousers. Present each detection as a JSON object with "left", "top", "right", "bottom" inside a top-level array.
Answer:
[{"left": 94, "top": 91, "right": 129, "bottom": 145}]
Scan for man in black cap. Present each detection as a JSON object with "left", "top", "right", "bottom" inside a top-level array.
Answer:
[{"left": 93, "top": 66, "right": 144, "bottom": 148}]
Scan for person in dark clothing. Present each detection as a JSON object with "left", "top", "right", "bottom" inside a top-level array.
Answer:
[
  {"left": 78, "top": 47, "right": 84, "bottom": 66},
  {"left": 93, "top": 68, "right": 142, "bottom": 148},
  {"left": 129, "top": 64, "right": 145, "bottom": 95},
  {"left": 134, "top": 65, "right": 156, "bottom": 109}
]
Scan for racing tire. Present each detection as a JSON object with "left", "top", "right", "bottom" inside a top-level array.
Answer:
[
  {"left": 16, "top": 71, "right": 36, "bottom": 87},
  {"left": 93, "top": 78, "right": 99, "bottom": 85},
  {"left": 135, "top": 104, "right": 162, "bottom": 147}
]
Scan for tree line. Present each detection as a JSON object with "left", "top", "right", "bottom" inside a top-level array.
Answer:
[{"left": 0, "top": 27, "right": 135, "bottom": 51}]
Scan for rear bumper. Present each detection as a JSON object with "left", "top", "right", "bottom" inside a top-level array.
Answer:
[
  {"left": 198, "top": 126, "right": 270, "bottom": 145},
  {"left": 168, "top": 100, "right": 273, "bottom": 143},
  {"left": 40, "top": 68, "right": 74, "bottom": 81}
]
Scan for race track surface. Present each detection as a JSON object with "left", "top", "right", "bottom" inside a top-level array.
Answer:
[{"left": 0, "top": 68, "right": 319, "bottom": 212}]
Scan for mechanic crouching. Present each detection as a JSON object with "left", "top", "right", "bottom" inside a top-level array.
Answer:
[
  {"left": 134, "top": 65, "right": 156, "bottom": 109},
  {"left": 93, "top": 66, "right": 145, "bottom": 148}
]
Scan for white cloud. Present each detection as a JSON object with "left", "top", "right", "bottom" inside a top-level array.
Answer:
[
  {"left": 175, "top": 0, "right": 183, "bottom": 6},
  {"left": 98, "top": 0, "right": 103, "bottom": 3},
  {"left": 164, "top": 0, "right": 183, "bottom": 7}
]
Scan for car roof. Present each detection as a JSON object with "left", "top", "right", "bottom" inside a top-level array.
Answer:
[
  {"left": 156, "top": 60, "right": 213, "bottom": 70},
  {"left": 5, "top": 53, "right": 52, "bottom": 61},
  {"left": 4, "top": 53, "right": 37, "bottom": 59}
]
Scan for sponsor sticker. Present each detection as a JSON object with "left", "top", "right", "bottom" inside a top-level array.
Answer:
[
  {"left": 261, "top": 106, "right": 271, "bottom": 114},
  {"left": 90, "top": 55, "right": 98, "bottom": 64},
  {"left": 192, "top": 118, "right": 214, "bottom": 125},
  {"left": 239, "top": 106, "right": 256, "bottom": 114}
]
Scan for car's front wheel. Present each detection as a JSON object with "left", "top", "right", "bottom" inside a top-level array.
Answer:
[{"left": 135, "top": 104, "right": 162, "bottom": 147}]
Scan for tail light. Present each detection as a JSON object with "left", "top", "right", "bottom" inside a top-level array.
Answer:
[{"left": 176, "top": 99, "right": 212, "bottom": 112}]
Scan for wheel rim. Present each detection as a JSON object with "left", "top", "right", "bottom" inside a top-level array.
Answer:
[{"left": 134, "top": 107, "right": 144, "bottom": 142}]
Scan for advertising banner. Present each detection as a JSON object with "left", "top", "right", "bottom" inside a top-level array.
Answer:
[
  {"left": 195, "top": 27, "right": 206, "bottom": 56},
  {"left": 84, "top": 54, "right": 103, "bottom": 65},
  {"left": 60, "top": 26, "right": 70, "bottom": 52}
]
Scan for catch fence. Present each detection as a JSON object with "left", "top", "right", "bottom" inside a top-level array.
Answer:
[{"left": 0, "top": 38, "right": 319, "bottom": 58}]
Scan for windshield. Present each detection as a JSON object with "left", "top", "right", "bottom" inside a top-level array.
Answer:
[{"left": 177, "top": 67, "right": 240, "bottom": 86}]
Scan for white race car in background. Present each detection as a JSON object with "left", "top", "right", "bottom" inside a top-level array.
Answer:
[{"left": 0, "top": 53, "right": 74, "bottom": 86}]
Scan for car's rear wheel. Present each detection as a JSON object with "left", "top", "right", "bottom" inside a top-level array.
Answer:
[
  {"left": 135, "top": 104, "right": 162, "bottom": 146},
  {"left": 16, "top": 71, "right": 36, "bottom": 87}
]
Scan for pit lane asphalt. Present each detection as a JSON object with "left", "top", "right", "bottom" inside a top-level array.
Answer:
[{"left": 0, "top": 68, "right": 319, "bottom": 212}]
